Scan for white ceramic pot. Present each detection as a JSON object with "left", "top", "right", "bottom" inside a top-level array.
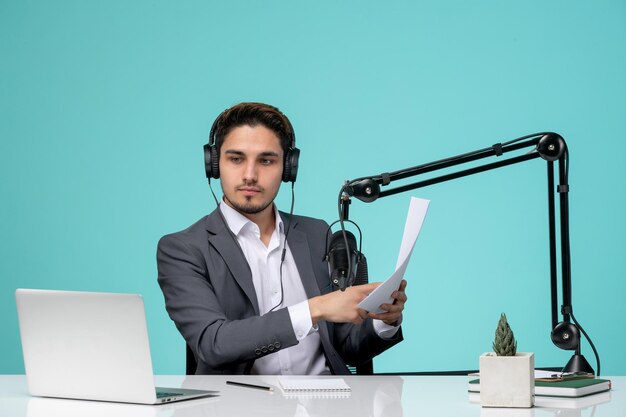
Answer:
[{"left": 479, "top": 352, "right": 534, "bottom": 408}]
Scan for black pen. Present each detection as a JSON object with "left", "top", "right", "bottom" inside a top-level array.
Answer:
[{"left": 226, "top": 380, "right": 274, "bottom": 392}]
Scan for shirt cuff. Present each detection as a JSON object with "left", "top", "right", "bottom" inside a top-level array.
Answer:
[
  {"left": 288, "top": 301, "right": 318, "bottom": 341},
  {"left": 373, "top": 316, "right": 402, "bottom": 339}
]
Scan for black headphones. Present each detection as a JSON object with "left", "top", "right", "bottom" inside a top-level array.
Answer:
[{"left": 203, "top": 107, "right": 300, "bottom": 183}]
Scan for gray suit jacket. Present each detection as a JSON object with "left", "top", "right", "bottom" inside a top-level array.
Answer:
[{"left": 157, "top": 209, "right": 402, "bottom": 375}]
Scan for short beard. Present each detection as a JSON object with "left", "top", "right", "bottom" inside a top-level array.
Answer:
[{"left": 224, "top": 196, "right": 273, "bottom": 215}]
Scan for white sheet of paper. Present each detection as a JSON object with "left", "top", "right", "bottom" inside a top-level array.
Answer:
[{"left": 357, "top": 197, "right": 430, "bottom": 313}]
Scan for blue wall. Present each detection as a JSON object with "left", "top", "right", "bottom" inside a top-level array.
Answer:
[{"left": 2, "top": 1, "right": 625, "bottom": 375}]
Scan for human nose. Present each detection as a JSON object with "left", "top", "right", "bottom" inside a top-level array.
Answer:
[{"left": 242, "top": 160, "right": 258, "bottom": 183}]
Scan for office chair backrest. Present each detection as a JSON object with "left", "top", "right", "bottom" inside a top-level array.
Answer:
[{"left": 186, "top": 344, "right": 197, "bottom": 375}]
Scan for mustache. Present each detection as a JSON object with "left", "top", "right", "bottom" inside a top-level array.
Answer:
[{"left": 237, "top": 185, "right": 264, "bottom": 192}]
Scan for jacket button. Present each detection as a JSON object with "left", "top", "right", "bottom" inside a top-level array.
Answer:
[
  {"left": 274, "top": 342, "right": 281, "bottom": 349},
  {"left": 254, "top": 348, "right": 262, "bottom": 355},
  {"left": 261, "top": 346, "right": 268, "bottom": 353},
  {"left": 268, "top": 345, "right": 275, "bottom": 351}
]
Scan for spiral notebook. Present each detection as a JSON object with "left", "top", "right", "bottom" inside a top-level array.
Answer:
[{"left": 278, "top": 378, "right": 351, "bottom": 397}]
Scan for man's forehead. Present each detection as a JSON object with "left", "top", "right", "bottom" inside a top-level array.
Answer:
[{"left": 221, "top": 125, "right": 283, "bottom": 152}]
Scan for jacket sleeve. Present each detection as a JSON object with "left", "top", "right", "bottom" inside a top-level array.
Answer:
[
  {"left": 330, "top": 320, "right": 403, "bottom": 367},
  {"left": 157, "top": 233, "right": 299, "bottom": 372}
]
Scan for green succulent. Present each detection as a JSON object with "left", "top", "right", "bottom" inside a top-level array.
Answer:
[{"left": 493, "top": 313, "right": 517, "bottom": 356}]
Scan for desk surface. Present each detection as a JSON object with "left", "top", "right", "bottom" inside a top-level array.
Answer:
[{"left": 1, "top": 375, "right": 624, "bottom": 417}]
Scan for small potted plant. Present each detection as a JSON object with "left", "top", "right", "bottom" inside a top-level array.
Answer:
[{"left": 479, "top": 313, "right": 534, "bottom": 408}]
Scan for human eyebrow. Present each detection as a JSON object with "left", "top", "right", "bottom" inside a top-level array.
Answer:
[
  {"left": 258, "top": 151, "right": 280, "bottom": 159},
  {"left": 223, "top": 149, "right": 245, "bottom": 156}
]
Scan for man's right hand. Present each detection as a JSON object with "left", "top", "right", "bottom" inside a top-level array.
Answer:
[{"left": 308, "top": 282, "right": 380, "bottom": 326}]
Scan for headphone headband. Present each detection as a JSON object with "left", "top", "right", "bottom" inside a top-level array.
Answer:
[{"left": 204, "top": 104, "right": 299, "bottom": 182}]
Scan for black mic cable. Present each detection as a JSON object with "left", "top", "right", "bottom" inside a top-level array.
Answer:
[
  {"left": 268, "top": 182, "right": 295, "bottom": 313},
  {"left": 570, "top": 310, "right": 601, "bottom": 376}
]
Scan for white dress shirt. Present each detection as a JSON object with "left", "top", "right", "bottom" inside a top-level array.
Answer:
[{"left": 219, "top": 202, "right": 399, "bottom": 375}]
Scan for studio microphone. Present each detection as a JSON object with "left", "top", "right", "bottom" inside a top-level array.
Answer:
[
  {"left": 354, "top": 254, "right": 368, "bottom": 286},
  {"left": 326, "top": 230, "right": 361, "bottom": 291}
]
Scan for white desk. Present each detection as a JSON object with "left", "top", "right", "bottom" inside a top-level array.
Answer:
[{"left": 1, "top": 375, "right": 624, "bottom": 417}]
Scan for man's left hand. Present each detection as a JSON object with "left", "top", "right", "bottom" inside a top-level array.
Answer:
[{"left": 367, "top": 279, "right": 407, "bottom": 326}]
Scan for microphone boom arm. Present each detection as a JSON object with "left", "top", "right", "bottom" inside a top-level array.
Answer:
[{"left": 340, "top": 132, "right": 598, "bottom": 375}]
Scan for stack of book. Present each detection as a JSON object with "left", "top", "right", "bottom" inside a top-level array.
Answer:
[{"left": 468, "top": 374, "right": 612, "bottom": 409}]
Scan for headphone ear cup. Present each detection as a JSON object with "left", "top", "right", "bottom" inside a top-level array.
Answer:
[
  {"left": 210, "top": 145, "right": 219, "bottom": 179},
  {"left": 283, "top": 147, "right": 300, "bottom": 183},
  {"left": 204, "top": 144, "right": 220, "bottom": 179}
]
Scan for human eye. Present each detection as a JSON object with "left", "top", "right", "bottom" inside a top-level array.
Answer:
[
  {"left": 228, "top": 156, "right": 242, "bottom": 164},
  {"left": 259, "top": 154, "right": 279, "bottom": 165}
]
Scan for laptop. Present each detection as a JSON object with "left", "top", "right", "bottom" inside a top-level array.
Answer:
[{"left": 15, "top": 288, "right": 218, "bottom": 405}]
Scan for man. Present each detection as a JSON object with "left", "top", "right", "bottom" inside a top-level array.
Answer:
[{"left": 157, "top": 102, "right": 407, "bottom": 375}]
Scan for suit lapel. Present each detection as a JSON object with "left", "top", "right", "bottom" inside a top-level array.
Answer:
[
  {"left": 282, "top": 218, "right": 322, "bottom": 300},
  {"left": 205, "top": 212, "right": 260, "bottom": 315}
]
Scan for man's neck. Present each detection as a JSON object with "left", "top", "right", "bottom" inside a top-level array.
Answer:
[
  {"left": 244, "top": 207, "right": 276, "bottom": 246},
  {"left": 222, "top": 199, "right": 277, "bottom": 247}
]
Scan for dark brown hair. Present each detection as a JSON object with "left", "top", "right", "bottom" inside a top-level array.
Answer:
[{"left": 212, "top": 102, "right": 294, "bottom": 154}]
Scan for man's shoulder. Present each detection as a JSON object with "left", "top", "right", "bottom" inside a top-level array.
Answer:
[{"left": 158, "top": 211, "right": 222, "bottom": 247}]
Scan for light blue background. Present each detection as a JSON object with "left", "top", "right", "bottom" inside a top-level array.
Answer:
[{"left": 2, "top": 1, "right": 625, "bottom": 375}]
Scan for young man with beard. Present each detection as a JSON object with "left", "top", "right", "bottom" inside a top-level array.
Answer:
[{"left": 157, "top": 102, "right": 407, "bottom": 375}]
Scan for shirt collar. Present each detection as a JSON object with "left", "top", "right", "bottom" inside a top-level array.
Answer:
[{"left": 219, "top": 200, "right": 284, "bottom": 237}]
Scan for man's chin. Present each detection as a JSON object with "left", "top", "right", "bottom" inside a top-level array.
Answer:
[
  {"left": 229, "top": 199, "right": 273, "bottom": 215},
  {"left": 236, "top": 205, "right": 265, "bottom": 215}
]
